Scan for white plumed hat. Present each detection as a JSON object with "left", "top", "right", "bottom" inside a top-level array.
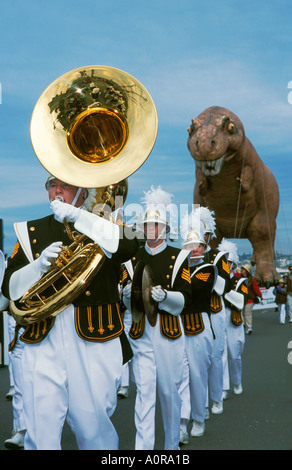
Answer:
[
  {"left": 141, "top": 186, "right": 176, "bottom": 235},
  {"left": 199, "top": 206, "right": 216, "bottom": 237},
  {"left": 218, "top": 238, "right": 239, "bottom": 266},
  {"left": 180, "top": 208, "right": 206, "bottom": 248}
]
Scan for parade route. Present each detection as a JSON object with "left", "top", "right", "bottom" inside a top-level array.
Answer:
[{"left": 0, "top": 307, "right": 291, "bottom": 451}]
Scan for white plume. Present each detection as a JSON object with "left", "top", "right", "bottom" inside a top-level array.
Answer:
[
  {"left": 180, "top": 208, "right": 204, "bottom": 241},
  {"left": 199, "top": 206, "right": 216, "bottom": 236},
  {"left": 218, "top": 238, "right": 239, "bottom": 265},
  {"left": 141, "top": 185, "right": 173, "bottom": 207},
  {"left": 140, "top": 186, "right": 178, "bottom": 238},
  {"left": 83, "top": 189, "right": 98, "bottom": 212}
]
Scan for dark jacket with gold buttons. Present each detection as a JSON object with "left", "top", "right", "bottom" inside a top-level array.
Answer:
[
  {"left": 121, "top": 244, "right": 192, "bottom": 340},
  {"left": 181, "top": 262, "right": 216, "bottom": 336},
  {"left": 224, "top": 275, "right": 249, "bottom": 326},
  {"left": 204, "top": 248, "right": 231, "bottom": 313},
  {"left": 3, "top": 214, "right": 139, "bottom": 354}
]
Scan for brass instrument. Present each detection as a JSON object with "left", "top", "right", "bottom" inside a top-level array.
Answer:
[
  {"left": 131, "top": 261, "right": 158, "bottom": 327},
  {"left": 10, "top": 66, "right": 157, "bottom": 326}
]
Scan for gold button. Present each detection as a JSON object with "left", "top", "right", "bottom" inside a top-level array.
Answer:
[
  {"left": 85, "top": 291, "right": 91, "bottom": 296},
  {"left": 30, "top": 226, "right": 35, "bottom": 231},
  {"left": 32, "top": 239, "right": 37, "bottom": 244},
  {"left": 35, "top": 253, "right": 40, "bottom": 258},
  {"left": 166, "top": 274, "right": 170, "bottom": 279},
  {"left": 132, "top": 257, "right": 136, "bottom": 261},
  {"left": 169, "top": 265, "right": 173, "bottom": 269},
  {"left": 167, "top": 285, "right": 170, "bottom": 288},
  {"left": 171, "top": 255, "right": 175, "bottom": 259}
]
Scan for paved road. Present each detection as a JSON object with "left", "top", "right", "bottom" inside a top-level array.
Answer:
[{"left": 0, "top": 307, "right": 291, "bottom": 451}]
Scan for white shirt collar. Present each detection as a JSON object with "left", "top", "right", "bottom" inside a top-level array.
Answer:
[{"left": 145, "top": 240, "right": 167, "bottom": 256}]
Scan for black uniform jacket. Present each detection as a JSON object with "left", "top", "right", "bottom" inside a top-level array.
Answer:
[
  {"left": 3, "top": 214, "right": 139, "bottom": 355},
  {"left": 121, "top": 244, "right": 192, "bottom": 340},
  {"left": 204, "top": 248, "right": 231, "bottom": 313},
  {"left": 181, "top": 262, "right": 216, "bottom": 336},
  {"left": 224, "top": 275, "right": 249, "bottom": 327}
]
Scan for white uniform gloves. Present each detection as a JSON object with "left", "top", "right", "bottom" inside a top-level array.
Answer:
[
  {"left": 50, "top": 200, "right": 80, "bottom": 223},
  {"left": 122, "top": 282, "right": 132, "bottom": 311},
  {"left": 50, "top": 199, "right": 119, "bottom": 256},
  {"left": 122, "top": 282, "right": 184, "bottom": 317},
  {"left": 39, "top": 241, "right": 63, "bottom": 274},
  {"left": 9, "top": 241, "right": 63, "bottom": 301},
  {"left": 151, "top": 286, "right": 184, "bottom": 316}
]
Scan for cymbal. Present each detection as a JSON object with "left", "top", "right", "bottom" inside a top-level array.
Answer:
[
  {"left": 131, "top": 260, "right": 145, "bottom": 323},
  {"left": 142, "top": 264, "right": 158, "bottom": 327}
]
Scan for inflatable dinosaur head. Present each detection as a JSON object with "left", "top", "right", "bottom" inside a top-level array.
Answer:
[{"left": 187, "top": 106, "right": 245, "bottom": 176}]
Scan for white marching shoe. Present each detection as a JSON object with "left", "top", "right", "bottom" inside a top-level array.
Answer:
[
  {"left": 222, "top": 390, "right": 229, "bottom": 400},
  {"left": 211, "top": 400, "right": 223, "bottom": 415},
  {"left": 117, "top": 386, "right": 129, "bottom": 398},
  {"left": 4, "top": 430, "right": 25, "bottom": 449},
  {"left": 190, "top": 421, "right": 205, "bottom": 437},
  {"left": 233, "top": 383, "right": 243, "bottom": 395},
  {"left": 179, "top": 427, "right": 189, "bottom": 445},
  {"left": 5, "top": 386, "right": 14, "bottom": 401}
]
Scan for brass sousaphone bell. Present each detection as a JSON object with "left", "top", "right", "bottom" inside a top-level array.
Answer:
[
  {"left": 10, "top": 66, "right": 158, "bottom": 326},
  {"left": 131, "top": 261, "right": 158, "bottom": 327}
]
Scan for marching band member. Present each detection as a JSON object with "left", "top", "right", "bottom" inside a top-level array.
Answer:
[
  {"left": 179, "top": 210, "right": 217, "bottom": 438},
  {"left": 0, "top": 252, "right": 26, "bottom": 449},
  {"left": 200, "top": 207, "right": 231, "bottom": 416},
  {"left": 121, "top": 186, "right": 192, "bottom": 450},
  {"left": 2, "top": 176, "right": 139, "bottom": 450},
  {"left": 219, "top": 239, "right": 248, "bottom": 396}
]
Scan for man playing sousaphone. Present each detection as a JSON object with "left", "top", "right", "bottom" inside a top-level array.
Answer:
[
  {"left": 2, "top": 175, "right": 139, "bottom": 450},
  {"left": 121, "top": 186, "right": 192, "bottom": 450}
]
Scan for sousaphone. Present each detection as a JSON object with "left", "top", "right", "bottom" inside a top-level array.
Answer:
[{"left": 10, "top": 66, "right": 158, "bottom": 326}]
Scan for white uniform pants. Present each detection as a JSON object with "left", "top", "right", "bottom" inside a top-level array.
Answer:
[
  {"left": 179, "top": 351, "right": 191, "bottom": 421},
  {"left": 286, "top": 295, "right": 292, "bottom": 321},
  {"left": 225, "top": 307, "right": 245, "bottom": 387},
  {"left": 119, "top": 309, "right": 132, "bottom": 388},
  {"left": 21, "top": 305, "right": 123, "bottom": 450},
  {"left": 7, "top": 314, "right": 16, "bottom": 388},
  {"left": 279, "top": 303, "right": 287, "bottom": 324},
  {"left": 10, "top": 325, "right": 25, "bottom": 433},
  {"left": 185, "top": 312, "right": 213, "bottom": 423},
  {"left": 222, "top": 311, "right": 230, "bottom": 391},
  {"left": 129, "top": 315, "right": 185, "bottom": 450},
  {"left": 209, "top": 306, "right": 225, "bottom": 403}
]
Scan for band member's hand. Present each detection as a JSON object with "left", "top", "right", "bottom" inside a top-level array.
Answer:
[
  {"left": 151, "top": 285, "right": 167, "bottom": 303},
  {"left": 39, "top": 241, "right": 63, "bottom": 274},
  {"left": 50, "top": 199, "right": 80, "bottom": 223},
  {"left": 123, "top": 282, "right": 132, "bottom": 299}
]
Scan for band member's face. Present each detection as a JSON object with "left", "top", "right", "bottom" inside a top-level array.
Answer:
[
  {"left": 189, "top": 243, "right": 205, "bottom": 260},
  {"left": 144, "top": 222, "right": 165, "bottom": 241},
  {"left": 47, "top": 178, "right": 85, "bottom": 206}
]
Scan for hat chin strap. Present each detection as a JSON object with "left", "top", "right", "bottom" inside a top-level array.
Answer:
[
  {"left": 50, "top": 188, "right": 83, "bottom": 207},
  {"left": 71, "top": 187, "right": 82, "bottom": 207}
]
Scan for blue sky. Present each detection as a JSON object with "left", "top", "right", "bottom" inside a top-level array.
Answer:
[{"left": 0, "top": 0, "right": 291, "bottom": 256}]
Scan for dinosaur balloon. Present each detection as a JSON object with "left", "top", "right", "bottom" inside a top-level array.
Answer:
[{"left": 187, "top": 106, "right": 279, "bottom": 286}]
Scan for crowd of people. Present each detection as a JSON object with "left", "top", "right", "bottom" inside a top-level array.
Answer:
[{"left": 0, "top": 179, "right": 288, "bottom": 451}]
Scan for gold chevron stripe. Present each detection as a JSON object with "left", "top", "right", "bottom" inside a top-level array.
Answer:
[
  {"left": 11, "top": 242, "right": 20, "bottom": 259},
  {"left": 222, "top": 259, "right": 230, "bottom": 274},
  {"left": 195, "top": 272, "right": 210, "bottom": 281}
]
